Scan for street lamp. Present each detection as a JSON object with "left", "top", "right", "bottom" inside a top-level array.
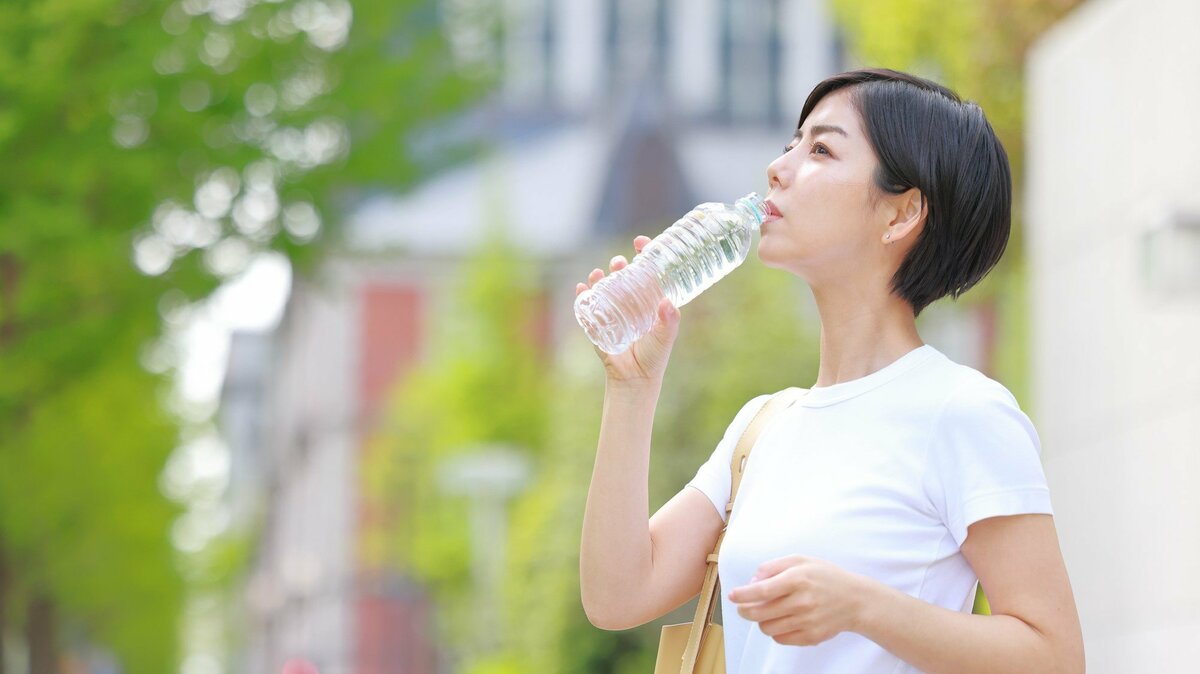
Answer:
[{"left": 436, "top": 444, "right": 532, "bottom": 656}]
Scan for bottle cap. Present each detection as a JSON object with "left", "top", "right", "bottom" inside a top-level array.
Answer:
[{"left": 736, "top": 192, "right": 768, "bottom": 231}]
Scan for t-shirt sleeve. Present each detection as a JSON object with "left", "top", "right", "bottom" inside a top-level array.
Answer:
[
  {"left": 685, "top": 394, "right": 773, "bottom": 523},
  {"left": 925, "top": 377, "right": 1054, "bottom": 548}
]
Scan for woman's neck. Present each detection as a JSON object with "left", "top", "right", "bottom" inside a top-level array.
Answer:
[{"left": 810, "top": 285, "right": 924, "bottom": 388}]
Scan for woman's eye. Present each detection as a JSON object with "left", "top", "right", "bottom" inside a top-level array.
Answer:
[
  {"left": 782, "top": 144, "right": 796, "bottom": 155},
  {"left": 812, "top": 142, "right": 831, "bottom": 156}
]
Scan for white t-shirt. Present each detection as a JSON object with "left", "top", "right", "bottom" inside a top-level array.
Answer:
[{"left": 685, "top": 344, "right": 1053, "bottom": 673}]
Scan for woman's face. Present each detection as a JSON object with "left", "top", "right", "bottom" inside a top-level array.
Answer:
[{"left": 760, "top": 88, "right": 891, "bottom": 280}]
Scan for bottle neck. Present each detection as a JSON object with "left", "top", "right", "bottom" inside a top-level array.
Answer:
[{"left": 735, "top": 192, "right": 767, "bottom": 231}]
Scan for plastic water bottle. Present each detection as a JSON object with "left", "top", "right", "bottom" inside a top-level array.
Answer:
[{"left": 574, "top": 192, "right": 768, "bottom": 354}]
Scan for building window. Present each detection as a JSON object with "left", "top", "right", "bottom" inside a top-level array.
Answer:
[{"left": 724, "top": 0, "right": 772, "bottom": 124}]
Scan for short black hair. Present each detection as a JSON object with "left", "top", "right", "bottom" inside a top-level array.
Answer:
[{"left": 799, "top": 68, "right": 1012, "bottom": 318}]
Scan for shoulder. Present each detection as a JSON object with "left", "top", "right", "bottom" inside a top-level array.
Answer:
[
  {"left": 924, "top": 361, "right": 1041, "bottom": 460},
  {"left": 917, "top": 348, "right": 1026, "bottom": 419},
  {"left": 722, "top": 389, "right": 796, "bottom": 439},
  {"left": 728, "top": 392, "right": 776, "bottom": 430},
  {"left": 941, "top": 368, "right": 1025, "bottom": 423},
  {"left": 906, "top": 349, "right": 1036, "bottom": 443}
]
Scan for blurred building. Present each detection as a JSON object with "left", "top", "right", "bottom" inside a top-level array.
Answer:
[
  {"left": 221, "top": 332, "right": 273, "bottom": 529},
  {"left": 210, "top": 0, "right": 1049, "bottom": 672},
  {"left": 1027, "top": 0, "right": 1200, "bottom": 670}
]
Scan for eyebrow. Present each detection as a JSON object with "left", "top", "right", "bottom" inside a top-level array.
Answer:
[{"left": 791, "top": 124, "right": 849, "bottom": 142}]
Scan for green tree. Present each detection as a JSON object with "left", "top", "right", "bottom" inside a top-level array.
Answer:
[{"left": 0, "top": 0, "right": 488, "bottom": 669}]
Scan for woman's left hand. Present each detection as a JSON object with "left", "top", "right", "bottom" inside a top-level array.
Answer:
[{"left": 727, "top": 555, "right": 875, "bottom": 647}]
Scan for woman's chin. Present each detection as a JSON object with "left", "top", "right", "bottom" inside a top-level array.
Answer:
[{"left": 755, "top": 242, "right": 782, "bottom": 269}]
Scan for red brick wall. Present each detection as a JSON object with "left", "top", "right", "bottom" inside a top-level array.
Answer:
[
  {"left": 355, "top": 282, "right": 435, "bottom": 674},
  {"left": 355, "top": 589, "right": 438, "bottom": 674},
  {"left": 358, "top": 284, "right": 423, "bottom": 422}
]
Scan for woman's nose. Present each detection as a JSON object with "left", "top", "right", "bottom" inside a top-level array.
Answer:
[{"left": 767, "top": 154, "right": 788, "bottom": 191}]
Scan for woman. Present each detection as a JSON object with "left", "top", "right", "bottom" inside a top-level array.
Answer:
[{"left": 577, "top": 69, "right": 1085, "bottom": 673}]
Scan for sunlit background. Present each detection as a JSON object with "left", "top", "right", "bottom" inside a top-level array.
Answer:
[{"left": 1, "top": 0, "right": 1197, "bottom": 672}]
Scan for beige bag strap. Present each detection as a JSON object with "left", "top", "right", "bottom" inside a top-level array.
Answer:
[{"left": 679, "top": 387, "right": 809, "bottom": 672}]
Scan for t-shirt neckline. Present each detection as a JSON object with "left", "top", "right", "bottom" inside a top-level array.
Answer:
[{"left": 799, "top": 344, "right": 938, "bottom": 408}]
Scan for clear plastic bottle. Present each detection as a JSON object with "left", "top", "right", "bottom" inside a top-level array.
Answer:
[{"left": 574, "top": 192, "right": 768, "bottom": 354}]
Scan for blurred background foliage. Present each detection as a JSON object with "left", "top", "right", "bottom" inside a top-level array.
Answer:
[
  {"left": 0, "top": 0, "right": 1084, "bottom": 671},
  {"left": 0, "top": 0, "right": 485, "bottom": 670}
]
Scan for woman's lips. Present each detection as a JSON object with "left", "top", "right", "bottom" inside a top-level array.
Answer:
[{"left": 763, "top": 199, "right": 783, "bottom": 223}]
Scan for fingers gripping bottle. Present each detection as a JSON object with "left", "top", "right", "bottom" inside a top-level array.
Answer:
[{"left": 574, "top": 192, "right": 768, "bottom": 354}]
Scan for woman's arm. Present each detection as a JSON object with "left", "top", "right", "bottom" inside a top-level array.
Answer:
[
  {"left": 729, "top": 514, "right": 1083, "bottom": 671},
  {"left": 578, "top": 381, "right": 723, "bottom": 630},
  {"left": 855, "top": 513, "right": 1085, "bottom": 674},
  {"left": 577, "top": 240, "right": 724, "bottom": 629},
  {"left": 579, "top": 382, "right": 660, "bottom": 626}
]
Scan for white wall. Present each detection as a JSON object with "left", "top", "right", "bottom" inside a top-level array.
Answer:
[
  {"left": 244, "top": 276, "right": 357, "bottom": 674},
  {"left": 1026, "top": 0, "right": 1200, "bottom": 670}
]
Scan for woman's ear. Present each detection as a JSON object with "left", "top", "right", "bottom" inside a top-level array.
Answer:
[{"left": 882, "top": 188, "right": 926, "bottom": 245}]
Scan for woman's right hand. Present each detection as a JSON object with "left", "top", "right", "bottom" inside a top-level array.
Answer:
[{"left": 575, "top": 235, "right": 682, "bottom": 388}]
